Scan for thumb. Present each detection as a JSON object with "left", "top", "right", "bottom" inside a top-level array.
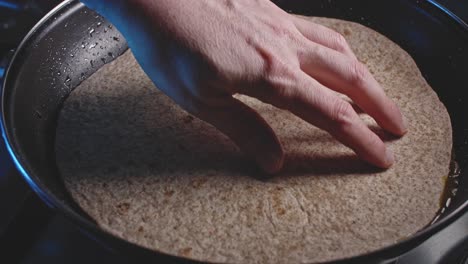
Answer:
[{"left": 196, "top": 96, "right": 284, "bottom": 174}]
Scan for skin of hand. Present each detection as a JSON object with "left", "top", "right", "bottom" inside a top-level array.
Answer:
[{"left": 81, "top": 0, "right": 407, "bottom": 174}]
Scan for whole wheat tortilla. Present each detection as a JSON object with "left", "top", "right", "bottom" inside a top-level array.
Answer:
[{"left": 55, "top": 17, "right": 452, "bottom": 263}]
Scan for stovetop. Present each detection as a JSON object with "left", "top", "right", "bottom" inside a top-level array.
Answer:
[{"left": 1, "top": 1, "right": 468, "bottom": 263}]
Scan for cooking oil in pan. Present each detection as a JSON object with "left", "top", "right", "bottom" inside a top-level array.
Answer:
[{"left": 429, "top": 157, "right": 461, "bottom": 225}]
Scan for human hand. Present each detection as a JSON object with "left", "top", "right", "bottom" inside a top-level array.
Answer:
[{"left": 81, "top": 0, "right": 407, "bottom": 173}]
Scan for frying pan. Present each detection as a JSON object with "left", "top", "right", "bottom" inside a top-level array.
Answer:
[{"left": 1, "top": 0, "right": 468, "bottom": 263}]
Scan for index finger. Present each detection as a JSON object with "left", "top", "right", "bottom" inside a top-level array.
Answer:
[
  {"left": 299, "top": 43, "right": 408, "bottom": 136},
  {"left": 246, "top": 71, "right": 395, "bottom": 168}
]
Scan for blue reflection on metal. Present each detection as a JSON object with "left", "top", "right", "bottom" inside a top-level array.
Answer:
[
  {"left": 0, "top": 0, "right": 21, "bottom": 10},
  {"left": 0, "top": 115, "right": 54, "bottom": 207},
  {"left": 0, "top": 68, "right": 4, "bottom": 79},
  {"left": 426, "top": 0, "right": 468, "bottom": 29},
  {"left": 0, "top": 140, "right": 12, "bottom": 177}
]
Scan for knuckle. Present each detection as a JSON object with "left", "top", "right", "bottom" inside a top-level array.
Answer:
[
  {"left": 349, "top": 60, "right": 369, "bottom": 87},
  {"left": 272, "top": 21, "right": 297, "bottom": 38},
  {"left": 331, "top": 100, "right": 355, "bottom": 128},
  {"left": 271, "top": 23, "right": 290, "bottom": 37},
  {"left": 263, "top": 53, "right": 299, "bottom": 85},
  {"left": 331, "top": 32, "right": 350, "bottom": 53},
  {"left": 264, "top": 63, "right": 300, "bottom": 101},
  {"left": 266, "top": 19, "right": 305, "bottom": 47},
  {"left": 271, "top": 61, "right": 297, "bottom": 82}
]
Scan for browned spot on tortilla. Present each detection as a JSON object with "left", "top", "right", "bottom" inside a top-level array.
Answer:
[
  {"left": 116, "top": 202, "right": 130, "bottom": 215},
  {"left": 179, "top": 247, "right": 192, "bottom": 257},
  {"left": 164, "top": 189, "right": 175, "bottom": 197},
  {"left": 191, "top": 178, "right": 208, "bottom": 189}
]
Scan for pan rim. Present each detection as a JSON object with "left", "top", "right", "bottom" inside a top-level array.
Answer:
[{"left": 1, "top": 0, "right": 468, "bottom": 263}]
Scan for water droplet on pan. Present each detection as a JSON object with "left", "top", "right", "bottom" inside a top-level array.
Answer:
[{"left": 34, "top": 110, "right": 43, "bottom": 119}]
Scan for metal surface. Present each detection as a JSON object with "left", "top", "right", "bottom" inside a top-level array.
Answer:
[{"left": 1, "top": 0, "right": 468, "bottom": 263}]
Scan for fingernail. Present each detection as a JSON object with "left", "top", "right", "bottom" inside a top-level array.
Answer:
[
  {"left": 385, "top": 147, "right": 395, "bottom": 167},
  {"left": 402, "top": 117, "right": 408, "bottom": 132}
]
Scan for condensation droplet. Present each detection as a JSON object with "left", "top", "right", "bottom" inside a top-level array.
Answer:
[
  {"left": 34, "top": 110, "right": 43, "bottom": 119},
  {"left": 445, "top": 197, "right": 452, "bottom": 208},
  {"left": 64, "top": 76, "right": 72, "bottom": 87},
  {"left": 430, "top": 215, "right": 440, "bottom": 225}
]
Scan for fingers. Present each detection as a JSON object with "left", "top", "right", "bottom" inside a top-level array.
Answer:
[
  {"left": 247, "top": 72, "right": 394, "bottom": 168},
  {"left": 298, "top": 43, "right": 407, "bottom": 136},
  {"left": 291, "top": 15, "right": 356, "bottom": 59},
  {"left": 196, "top": 96, "right": 284, "bottom": 174}
]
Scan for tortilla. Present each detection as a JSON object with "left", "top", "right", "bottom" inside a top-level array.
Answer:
[{"left": 55, "top": 17, "right": 452, "bottom": 263}]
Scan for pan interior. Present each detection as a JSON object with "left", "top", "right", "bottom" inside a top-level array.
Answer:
[{"left": 2, "top": 0, "right": 468, "bottom": 260}]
